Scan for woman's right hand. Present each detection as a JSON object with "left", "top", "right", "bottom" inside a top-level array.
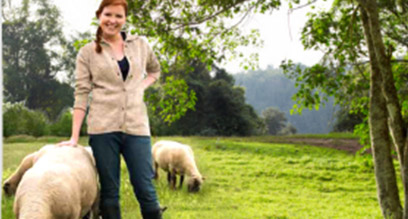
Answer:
[{"left": 57, "top": 138, "right": 78, "bottom": 147}]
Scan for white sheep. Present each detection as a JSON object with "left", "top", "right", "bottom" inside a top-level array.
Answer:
[
  {"left": 152, "top": 140, "right": 204, "bottom": 192},
  {"left": 3, "top": 145, "right": 99, "bottom": 219}
]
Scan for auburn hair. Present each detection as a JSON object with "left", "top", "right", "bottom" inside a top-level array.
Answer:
[{"left": 95, "top": 0, "right": 128, "bottom": 53}]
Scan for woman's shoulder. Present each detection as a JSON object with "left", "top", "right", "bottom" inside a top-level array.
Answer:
[
  {"left": 80, "top": 41, "right": 97, "bottom": 53},
  {"left": 76, "top": 41, "right": 98, "bottom": 59},
  {"left": 126, "top": 33, "right": 152, "bottom": 45}
]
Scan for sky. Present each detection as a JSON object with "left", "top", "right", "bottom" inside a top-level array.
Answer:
[{"left": 55, "top": 0, "right": 331, "bottom": 74}]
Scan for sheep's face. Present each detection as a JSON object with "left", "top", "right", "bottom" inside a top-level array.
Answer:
[
  {"left": 187, "top": 177, "right": 202, "bottom": 193},
  {"left": 3, "top": 181, "right": 17, "bottom": 196}
]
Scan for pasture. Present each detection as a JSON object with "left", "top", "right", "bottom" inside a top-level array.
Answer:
[{"left": 2, "top": 135, "right": 383, "bottom": 218}]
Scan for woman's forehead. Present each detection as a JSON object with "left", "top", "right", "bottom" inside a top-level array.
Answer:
[{"left": 102, "top": 4, "right": 126, "bottom": 14}]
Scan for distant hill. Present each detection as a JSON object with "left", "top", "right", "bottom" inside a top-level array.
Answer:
[{"left": 233, "top": 66, "right": 335, "bottom": 134}]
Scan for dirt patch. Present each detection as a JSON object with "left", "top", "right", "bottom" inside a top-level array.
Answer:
[{"left": 267, "top": 138, "right": 365, "bottom": 154}]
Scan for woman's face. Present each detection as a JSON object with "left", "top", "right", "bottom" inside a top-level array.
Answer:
[{"left": 98, "top": 4, "right": 126, "bottom": 39}]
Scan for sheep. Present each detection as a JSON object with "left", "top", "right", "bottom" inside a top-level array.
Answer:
[
  {"left": 3, "top": 145, "right": 99, "bottom": 219},
  {"left": 152, "top": 140, "right": 204, "bottom": 192}
]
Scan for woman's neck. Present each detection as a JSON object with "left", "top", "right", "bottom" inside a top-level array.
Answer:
[{"left": 102, "top": 33, "right": 122, "bottom": 44}]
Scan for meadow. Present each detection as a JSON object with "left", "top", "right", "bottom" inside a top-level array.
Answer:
[{"left": 2, "top": 135, "right": 383, "bottom": 218}]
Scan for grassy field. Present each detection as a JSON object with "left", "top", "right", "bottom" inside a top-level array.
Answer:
[{"left": 2, "top": 135, "right": 383, "bottom": 218}]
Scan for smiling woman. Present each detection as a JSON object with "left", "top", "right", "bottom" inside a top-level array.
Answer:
[
  {"left": 95, "top": 2, "right": 127, "bottom": 54},
  {"left": 98, "top": 6, "right": 126, "bottom": 38},
  {"left": 57, "top": 0, "right": 165, "bottom": 218}
]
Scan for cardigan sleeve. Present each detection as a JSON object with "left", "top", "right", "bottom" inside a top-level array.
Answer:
[
  {"left": 144, "top": 39, "right": 161, "bottom": 80},
  {"left": 73, "top": 46, "right": 92, "bottom": 111}
]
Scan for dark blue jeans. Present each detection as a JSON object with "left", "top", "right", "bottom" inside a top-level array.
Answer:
[{"left": 89, "top": 132, "right": 160, "bottom": 214}]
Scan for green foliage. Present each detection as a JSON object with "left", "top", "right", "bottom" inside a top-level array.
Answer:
[
  {"left": 148, "top": 62, "right": 264, "bottom": 136},
  {"left": 261, "top": 107, "right": 297, "bottom": 135},
  {"left": 48, "top": 109, "right": 73, "bottom": 137},
  {"left": 60, "top": 32, "right": 93, "bottom": 85},
  {"left": 3, "top": 136, "right": 384, "bottom": 218},
  {"left": 2, "top": 0, "right": 74, "bottom": 120},
  {"left": 122, "top": 0, "right": 290, "bottom": 125},
  {"left": 2, "top": 103, "right": 90, "bottom": 138},
  {"left": 281, "top": 1, "right": 408, "bottom": 142},
  {"left": 3, "top": 102, "right": 49, "bottom": 137},
  {"left": 353, "top": 118, "right": 370, "bottom": 150},
  {"left": 155, "top": 76, "right": 197, "bottom": 124},
  {"left": 126, "top": 0, "right": 278, "bottom": 73},
  {"left": 234, "top": 66, "right": 335, "bottom": 134},
  {"left": 48, "top": 108, "right": 87, "bottom": 137},
  {"left": 332, "top": 107, "right": 365, "bottom": 132}
]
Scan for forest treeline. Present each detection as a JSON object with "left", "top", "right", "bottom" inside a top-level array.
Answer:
[{"left": 234, "top": 66, "right": 336, "bottom": 133}]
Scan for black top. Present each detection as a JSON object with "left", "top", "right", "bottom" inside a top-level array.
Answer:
[
  {"left": 117, "top": 32, "right": 129, "bottom": 81},
  {"left": 118, "top": 57, "right": 129, "bottom": 81}
]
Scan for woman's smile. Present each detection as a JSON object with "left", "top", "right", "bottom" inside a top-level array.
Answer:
[{"left": 98, "top": 4, "right": 126, "bottom": 39}]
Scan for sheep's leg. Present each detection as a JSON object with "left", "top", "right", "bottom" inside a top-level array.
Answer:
[
  {"left": 82, "top": 212, "right": 91, "bottom": 219},
  {"left": 179, "top": 175, "right": 184, "bottom": 189},
  {"left": 169, "top": 170, "right": 177, "bottom": 190},
  {"left": 3, "top": 152, "right": 37, "bottom": 196},
  {"left": 153, "top": 162, "right": 159, "bottom": 180},
  {"left": 167, "top": 171, "right": 172, "bottom": 185}
]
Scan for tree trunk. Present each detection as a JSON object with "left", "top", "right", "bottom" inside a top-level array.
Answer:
[
  {"left": 360, "top": 5, "right": 403, "bottom": 219},
  {"left": 360, "top": 0, "right": 408, "bottom": 218}
]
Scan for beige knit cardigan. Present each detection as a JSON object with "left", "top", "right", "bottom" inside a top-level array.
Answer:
[{"left": 73, "top": 35, "right": 160, "bottom": 136}]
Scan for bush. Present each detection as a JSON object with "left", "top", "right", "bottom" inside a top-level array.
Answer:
[
  {"left": 25, "top": 110, "right": 49, "bottom": 137},
  {"left": 49, "top": 108, "right": 72, "bottom": 136},
  {"left": 3, "top": 102, "right": 49, "bottom": 137},
  {"left": 3, "top": 102, "right": 25, "bottom": 137},
  {"left": 49, "top": 108, "right": 87, "bottom": 137}
]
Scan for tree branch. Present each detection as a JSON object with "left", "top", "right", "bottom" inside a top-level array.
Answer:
[{"left": 172, "top": 0, "right": 253, "bottom": 30}]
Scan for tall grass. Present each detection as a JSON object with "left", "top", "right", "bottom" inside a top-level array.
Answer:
[{"left": 2, "top": 136, "right": 381, "bottom": 218}]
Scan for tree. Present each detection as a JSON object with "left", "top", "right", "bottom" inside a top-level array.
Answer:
[
  {"left": 281, "top": 0, "right": 408, "bottom": 217},
  {"left": 2, "top": 0, "right": 74, "bottom": 120},
  {"left": 148, "top": 61, "right": 265, "bottom": 136},
  {"left": 123, "top": 1, "right": 283, "bottom": 125},
  {"left": 332, "top": 107, "right": 364, "bottom": 132},
  {"left": 233, "top": 66, "right": 336, "bottom": 133},
  {"left": 126, "top": 0, "right": 278, "bottom": 73},
  {"left": 261, "top": 107, "right": 296, "bottom": 135}
]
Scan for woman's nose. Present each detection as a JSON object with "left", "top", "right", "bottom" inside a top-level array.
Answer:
[{"left": 108, "top": 17, "right": 117, "bottom": 24}]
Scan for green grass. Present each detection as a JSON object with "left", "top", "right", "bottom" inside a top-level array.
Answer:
[
  {"left": 284, "top": 132, "right": 358, "bottom": 139},
  {"left": 2, "top": 136, "right": 382, "bottom": 218}
]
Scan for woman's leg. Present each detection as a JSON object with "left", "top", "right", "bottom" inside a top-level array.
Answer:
[
  {"left": 121, "top": 134, "right": 162, "bottom": 218},
  {"left": 89, "top": 132, "right": 122, "bottom": 219}
]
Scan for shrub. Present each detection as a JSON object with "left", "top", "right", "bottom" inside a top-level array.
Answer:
[
  {"left": 25, "top": 110, "right": 49, "bottom": 137},
  {"left": 3, "top": 102, "right": 49, "bottom": 137},
  {"left": 49, "top": 108, "right": 87, "bottom": 137},
  {"left": 49, "top": 108, "right": 73, "bottom": 136}
]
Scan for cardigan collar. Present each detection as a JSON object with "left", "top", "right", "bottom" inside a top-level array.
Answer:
[{"left": 100, "top": 32, "right": 139, "bottom": 45}]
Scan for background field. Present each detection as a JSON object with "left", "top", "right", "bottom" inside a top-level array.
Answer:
[{"left": 2, "top": 135, "right": 383, "bottom": 218}]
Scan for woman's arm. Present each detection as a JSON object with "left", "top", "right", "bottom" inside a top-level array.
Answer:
[
  {"left": 58, "top": 47, "right": 91, "bottom": 147},
  {"left": 142, "top": 72, "right": 159, "bottom": 89}
]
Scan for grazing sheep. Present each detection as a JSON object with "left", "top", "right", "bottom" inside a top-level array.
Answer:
[
  {"left": 3, "top": 145, "right": 99, "bottom": 219},
  {"left": 152, "top": 140, "right": 204, "bottom": 192}
]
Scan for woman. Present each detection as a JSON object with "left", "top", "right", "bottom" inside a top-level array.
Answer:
[{"left": 59, "top": 0, "right": 164, "bottom": 218}]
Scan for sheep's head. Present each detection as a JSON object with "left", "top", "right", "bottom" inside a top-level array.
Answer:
[
  {"left": 3, "top": 180, "right": 18, "bottom": 196},
  {"left": 187, "top": 176, "right": 203, "bottom": 193}
]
